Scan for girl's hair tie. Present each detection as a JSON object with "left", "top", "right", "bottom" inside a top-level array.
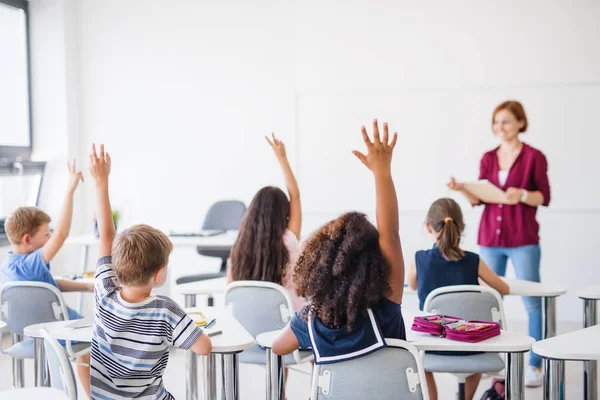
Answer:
[{"left": 444, "top": 217, "right": 453, "bottom": 224}]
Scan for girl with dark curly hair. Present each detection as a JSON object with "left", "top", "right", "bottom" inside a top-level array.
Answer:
[
  {"left": 227, "top": 133, "right": 305, "bottom": 311},
  {"left": 272, "top": 120, "right": 406, "bottom": 365},
  {"left": 407, "top": 198, "right": 509, "bottom": 400}
]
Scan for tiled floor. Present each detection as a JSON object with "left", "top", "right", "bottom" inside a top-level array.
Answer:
[{"left": 1, "top": 320, "right": 596, "bottom": 399}]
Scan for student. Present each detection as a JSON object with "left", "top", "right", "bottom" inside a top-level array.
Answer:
[
  {"left": 228, "top": 133, "right": 304, "bottom": 311},
  {"left": 88, "top": 144, "right": 212, "bottom": 400},
  {"left": 272, "top": 120, "right": 406, "bottom": 364},
  {"left": 407, "top": 197, "right": 510, "bottom": 400},
  {"left": 1, "top": 161, "right": 93, "bottom": 397}
]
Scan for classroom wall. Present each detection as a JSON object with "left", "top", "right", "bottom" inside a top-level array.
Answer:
[{"left": 24, "top": 0, "right": 600, "bottom": 321}]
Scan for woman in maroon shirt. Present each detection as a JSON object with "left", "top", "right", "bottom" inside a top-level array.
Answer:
[{"left": 448, "top": 101, "right": 550, "bottom": 387}]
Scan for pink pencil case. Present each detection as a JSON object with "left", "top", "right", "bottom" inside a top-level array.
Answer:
[{"left": 412, "top": 315, "right": 501, "bottom": 343}]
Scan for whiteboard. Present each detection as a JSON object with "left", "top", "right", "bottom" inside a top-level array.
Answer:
[{"left": 297, "top": 85, "right": 600, "bottom": 212}]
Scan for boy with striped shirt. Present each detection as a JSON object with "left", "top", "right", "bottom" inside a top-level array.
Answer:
[{"left": 88, "top": 144, "right": 212, "bottom": 399}]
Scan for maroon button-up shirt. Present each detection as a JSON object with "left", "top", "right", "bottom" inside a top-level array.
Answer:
[{"left": 478, "top": 143, "right": 551, "bottom": 248}]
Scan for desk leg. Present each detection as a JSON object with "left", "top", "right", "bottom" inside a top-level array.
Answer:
[
  {"left": 78, "top": 244, "right": 90, "bottom": 314},
  {"left": 542, "top": 296, "right": 557, "bottom": 339},
  {"left": 186, "top": 352, "right": 198, "bottom": 400},
  {"left": 202, "top": 354, "right": 216, "bottom": 400},
  {"left": 34, "top": 337, "right": 47, "bottom": 387},
  {"left": 265, "top": 348, "right": 272, "bottom": 400},
  {"left": 185, "top": 294, "right": 197, "bottom": 308},
  {"left": 271, "top": 352, "right": 285, "bottom": 400},
  {"left": 221, "top": 353, "right": 240, "bottom": 400},
  {"left": 505, "top": 352, "right": 524, "bottom": 400},
  {"left": 544, "top": 358, "right": 565, "bottom": 400},
  {"left": 584, "top": 299, "right": 598, "bottom": 400}
]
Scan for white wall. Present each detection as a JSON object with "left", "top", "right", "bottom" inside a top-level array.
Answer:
[{"left": 24, "top": 0, "right": 600, "bottom": 321}]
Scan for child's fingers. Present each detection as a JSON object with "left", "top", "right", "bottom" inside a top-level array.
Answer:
[
  {"left": 265, "top": 135, "right": 274, "bottom": 146},
  {"left": 382, "top": 122, "right": 389, "bottom": 145},
  {"left": 99, "top": 144, "right": 105, "bottom": 161},
  {"left": 105, "top": 152, "right": 111, "bottom": 169},
  {"left": 352, "top": 150, "right": 368, "bottom": 166},
  {"left": 390, "top": 132, "right": 398, "bottom": 148},
  {"left": 372, "top": 119, "right": 381, "bottom": 144},
  {"left": 360, "top": 126, "right": 372, "bottom": 148}
]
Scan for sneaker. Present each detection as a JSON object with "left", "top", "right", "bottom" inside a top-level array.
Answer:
[{"left": 525, "top": 365, "right": 543, "bottom": 387}]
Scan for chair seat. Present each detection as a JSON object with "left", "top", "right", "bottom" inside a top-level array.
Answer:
[
  {"left": 424, "top": 352, "right": 504, "bottom": 373},
  {"left": 240, "top": 344, "right": 298, "bottom": 365},
  {"left": 6, "top": 338, "right": 90, "bottom": 359}
]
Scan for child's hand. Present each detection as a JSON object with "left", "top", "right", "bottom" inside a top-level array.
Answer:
[
  {"left": 67, "top": 159, "right": 84, "bottom": 193},
  {"left": 447, "top": 177, "right": 464, "bottom": 191},
  {"left": 352, "top": 119, "right": 397, "bottom": 175},
  {"left": 265, "top": 133, "right": 287, "bottom": 160},
  {"left": 88, "top": 143, "right": 111, "bottom": 185},
  {"left": 87, "top": 282, "right": 94, "bottom": 292}
]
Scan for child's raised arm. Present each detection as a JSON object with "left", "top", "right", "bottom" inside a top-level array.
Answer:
[
  {"left": 88, "top": 144, "right": 115, "bottom": 258},
  {"left": 266, "top": 133, "right": 301, "bottom": 239},
  {"left": 42, "top": 160, "right": 83, "bottom": 264},
  {"left": 353, "top": 120, "right": 405, "bottom": 303}
]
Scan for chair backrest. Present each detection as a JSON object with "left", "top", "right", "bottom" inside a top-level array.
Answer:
[
  {"left": 201, "top": 200, "right": 246, "bottom": 231},
  {"left": 310, "top": 338, "right": 429, "bottom": 400},
  {"left": 423, "top": 285, "right": 507, "bottom": 329},
  {"left": 40, "top": 329, "right": 77, "bottom": 400},
  {"left": 0, "top": 282, "right": 68, "bottom": 335},
  {"left": 198, "top": 200, "right": 246, "bottom": 262},
  {"left": 224, "top": 281, "right": 302, "bottom": 362}
]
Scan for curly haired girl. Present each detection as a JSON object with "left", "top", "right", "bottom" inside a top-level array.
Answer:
[{"left": 272, "top": 120, "right": 406, "bottom": 364}]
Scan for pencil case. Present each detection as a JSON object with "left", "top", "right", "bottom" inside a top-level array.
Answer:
[{"left": 412, "top": 315, "right": 500, "bottom": 343}]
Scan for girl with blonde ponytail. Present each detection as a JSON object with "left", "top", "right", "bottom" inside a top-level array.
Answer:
[{"left": 407, "top": 198, "right": 510, "bottom": 400}]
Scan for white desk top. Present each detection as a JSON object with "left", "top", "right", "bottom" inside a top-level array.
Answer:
[
  {"left": 577, "top": 286, "right": 600, "bottom": 300},
  {"left": 0, "top": 320, "right": 7, "bottom": 333},
  {"left": 66, "top": 231, "right": 238, "bottom": 249},
  {"left": 257, "top": 328, "right": 533, "bottom": 354},
  {"left": 24, "top": 307, "right": 255, "bottom": 354},
  {"left": 177, "top": 277, "right": 227, "bottom": 295},
  {"left": 185, "top": 307, "right": 255, "bottom": 353},
  {"left": 24, "top": 319, "right": 93, "bottom": 342},
  {"left": 503, "top": 278, "right": 566, "bottom": 297},
  {"left": 0, "top": 387, "right": 69, "bottom": 399},
  {"left": 532, "top": 325, "right": 600, "bottom": 361}
]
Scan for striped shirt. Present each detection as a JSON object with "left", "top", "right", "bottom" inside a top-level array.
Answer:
[{"left": 91, "top": 256, "right": 202, "bottom": 400}]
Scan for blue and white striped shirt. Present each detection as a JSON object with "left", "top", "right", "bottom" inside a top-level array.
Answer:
[{"left": 91, "top": 256, "right": 202, "bottom": 400}]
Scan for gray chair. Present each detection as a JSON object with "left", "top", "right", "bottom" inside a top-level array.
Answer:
[
  {"left": 224, "top": 281, "right": 312, "bottom": 366},
  {"left": 0, "top": 282, "right": 90, "bottom": 388},
  {"left": 176, "top": 200, "right": 246, "bottom": 306},
  {"left": 310, "top": 338, "right": 429, "bottom": 399},
  {"left": 40, "top": 329, "right": 77, "bottom": 400},
  {"left": 422, "top": 285, "right": 507, "bottom": 400}
]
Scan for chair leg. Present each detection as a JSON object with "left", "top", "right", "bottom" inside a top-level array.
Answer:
[
  {"left": 457, "top": 382, "right": 465, "bottom": 400},
  {"left": 12, "top": 358, "right": 24, "bottom": 388}
]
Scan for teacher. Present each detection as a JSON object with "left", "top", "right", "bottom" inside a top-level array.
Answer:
[{"left": 447, "top": 100, "right": 551, "bottom": 388}]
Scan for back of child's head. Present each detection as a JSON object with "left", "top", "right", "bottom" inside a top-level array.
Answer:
[
  {"left": 112, "top": 224, "right": 173, "bottom": 286},
  {"left": 4, "top": 206, "right": 51, "bottom": 245},
  {"left": 291, "top": 211, "right": 391, "bottom": 331},
  {"left": 426, "top": 198, "right": 465, "bottom": 261},
  {"left": 230, "top": 186, "right": 290, "bottom": 283}
]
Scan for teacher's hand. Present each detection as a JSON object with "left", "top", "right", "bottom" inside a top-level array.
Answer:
[
  {"left": 505, "top": 187, "right": 522, "bottom": 205},
  {"left": 447, "top": 177, "right": 464, "bottom": 191}
]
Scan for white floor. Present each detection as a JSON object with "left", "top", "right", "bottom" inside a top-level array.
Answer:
[{"left": 0, "top": 320, "right": 596, "bottom": 399}]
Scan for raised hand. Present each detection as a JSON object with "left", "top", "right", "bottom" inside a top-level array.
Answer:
[
  {"left": 265, "top": 133, "right": 287, "bottom": 160},
  {"left": 88, "top": 143, "right": 111, "bottom": 185},
  {"left": 67, "top": 159, "right": 84, "bottom": 193},
  {"left": 352, "top": 119, "right": 397, "bottom": 175}
]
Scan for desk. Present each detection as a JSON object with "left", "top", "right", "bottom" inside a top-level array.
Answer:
[
  {"left": 533, "top": 325, "right": 600, "bottom": 400},
  {"left": 0, "top": 387, "right": 69, "bottom": 399},
  {"left": 65, "top": 231, "right": 238, "bottom": 312},
  {"left": 184, "top": 307, "right": 255, "bottom": 400},
  {"left": 257, "top": 329, "right": 534, "bottom": 400},
  {"left": 578, "top": 286, "right": 600, "bottom": 400}
]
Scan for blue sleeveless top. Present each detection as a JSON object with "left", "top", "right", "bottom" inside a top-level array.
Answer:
[
  {"left": 289, "top": 297, "right": 405, "bottom": 365},
  {"left": 415, "top": 246, "right": 480, "bottom": 311}
]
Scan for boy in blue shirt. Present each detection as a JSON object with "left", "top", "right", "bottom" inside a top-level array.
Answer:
[{"left": 1, "top": 160, "right": 92, "bottom": 397}]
